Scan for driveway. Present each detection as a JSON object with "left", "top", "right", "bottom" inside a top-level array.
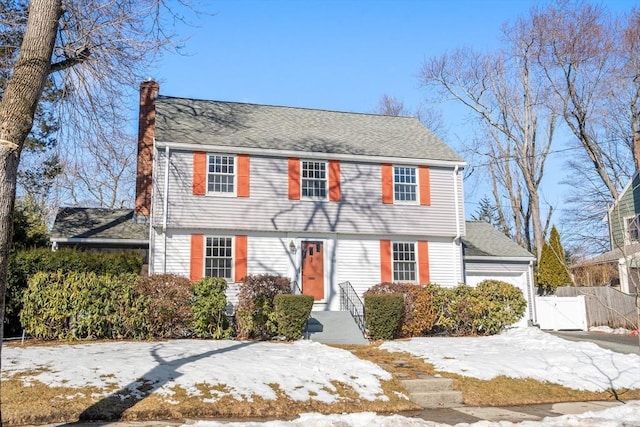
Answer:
[{"left": 549, "top": 331, "right": 639, "bottom": 355}]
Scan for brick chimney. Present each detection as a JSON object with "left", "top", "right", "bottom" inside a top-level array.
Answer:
[{"left": 135, "top": 80, "right": 159, "bottom": 220}]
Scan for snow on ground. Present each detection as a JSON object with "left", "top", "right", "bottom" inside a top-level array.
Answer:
[
  {"left": 2, "top": 340, "right": 391, "bottom": 403},
  {"left": 589, "top": 325, "right": 633, "bottom": 335},
  {"left": 182, "top": 401, "right": 640, "bottom": 426},
  {"left": 381, "top": 327, "right": 640, "bottom": 392}
]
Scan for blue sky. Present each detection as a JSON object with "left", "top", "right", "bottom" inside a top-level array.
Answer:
[{"left": 152, "top": 0, "right": 637, "bottom": 220}]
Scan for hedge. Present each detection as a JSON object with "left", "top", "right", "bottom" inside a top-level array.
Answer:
[
  {"left": 364, "top": 293, "right": 404, "bottom": 340},
  {"left": 273, "top": 294, "right": 314, "bottom": 340},
  {"left": 235, "top": 274, "right": 291, "bottom": 340}
]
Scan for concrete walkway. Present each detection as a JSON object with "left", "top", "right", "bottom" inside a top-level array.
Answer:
[{"left": 34, "top": 400, "right": 632, "bottom": 426}]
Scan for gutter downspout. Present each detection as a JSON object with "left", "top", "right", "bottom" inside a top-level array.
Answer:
[
  {"left": 528, "top": 259, "right": 538, "bottom": 326},
  {"left": 453, "top": 165, "right": 462, "bottom": 283},
  {"left": 162, "top": 146, "right": 170, "bottom": 273}
]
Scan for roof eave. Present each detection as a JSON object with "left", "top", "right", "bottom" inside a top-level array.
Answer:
[
  {"left": 50, "top": 237, "right": 149, "bottom": 245},
  {"left": 464, "top": 255, "right": 535, "bottom": 262},
  {"left": 155, "top": 140, "right": 467, "bottom": 168}
]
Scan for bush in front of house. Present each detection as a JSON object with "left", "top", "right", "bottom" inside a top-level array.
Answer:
[
  {"left": 134, "top": 274, "right": 195, "bottom": 339},
  {"left": 7, "top": 248, "right": 143, "bottom": 337},
  {"left": 191, "top": 277, "right": 233, "bottom": 339},
  {"left": 364, "top": 282, "right": 439, "bottom": 337},
  {"left": 471, "top": 280, "right": 527, "bottom": 335},
  {"left": 235, "top": 274, "right": 291, "bottom": 340},
  {"left": 364, "top": 293, "right": 404, "bottom": 340},
  {"left": 434, "top": 284, "right": 478, "bottom": 336},
  {"left": 272, "top": 294, "right": 314, "bottom": 340},
  {"left": 20, "top": 271, "right": 144, "bottom": 340}
]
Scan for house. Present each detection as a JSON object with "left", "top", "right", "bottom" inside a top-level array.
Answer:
[
  {"left": 49, "top": 207, "right": 148, "bottom": 267},
  {"left": 133, "top": 81, "right": 537, "bottom": 325},
  {"left": 462, "top": 221, "right": 536, "bottom": 327},
  {"left": 601, "top": 172, "right": 640, "bottom": 294},
  {"left": 137, "top": 80, "right": 470, "bottom": 312}
]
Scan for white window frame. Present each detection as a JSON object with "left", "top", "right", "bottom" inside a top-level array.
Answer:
[
  {"left": 393, "top": 165, "right": 418, "bottom": 204},
  {"left": 392, "top": 241, "right": 417, "bottom": 282},
  {"left": 624, "top": 214, "right": 640, "bottom": 244},
  {"left": 207, "top": 154, "right": 237, "bottom": 196},
  {"left": 300, "top": 160, "right": 328, "bottom": 200},
  {"left": 204, "top": 236, "right": 234, "bottom": 281}
]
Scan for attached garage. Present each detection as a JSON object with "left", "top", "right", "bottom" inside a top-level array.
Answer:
[{"left": 462, "top": 221, "right": 536, "bottom": 328}]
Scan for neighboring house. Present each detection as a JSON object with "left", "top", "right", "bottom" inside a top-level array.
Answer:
[
  {"left": 137, "top": 81, "right": 468, "bottom": 312},
  {"left": 603, "top": 172, "right": 640, "bottom": 294},
  {"left": 49, "top": 207, "right": 149, "bottom": 270},
  {"left": 462, "top": 221, "right": 536, "bottom": 327},
  {"left": 569, "top": 172, "right": 640, "bottom": 295}
]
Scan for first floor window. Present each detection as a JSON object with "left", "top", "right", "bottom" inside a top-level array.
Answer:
[
  {"left": 394, "top": 166, "right": 417, "bottom": 202},
  {"left": 205, "top": 237, "right": 233, "bottom": 279},
  {"left": 393, "top": 242, "right": 416, "bottom": 281},
  {"left": 301, "top": 160, "right": 327, "bottom": 199},
  {"left": 208, "top": 154, "right": 235, "bottom": 194}
]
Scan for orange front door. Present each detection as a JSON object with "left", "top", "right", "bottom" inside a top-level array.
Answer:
[{"left": 301, "top": 241, "right": 324, "bottom": 300}]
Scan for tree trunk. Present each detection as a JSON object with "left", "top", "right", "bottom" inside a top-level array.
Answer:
[{"left": 0, "top": 0, "right": 62, "bottom": 423}]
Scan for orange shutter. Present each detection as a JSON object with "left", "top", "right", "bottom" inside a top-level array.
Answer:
[
  {"left": 288, "top": 158, "right": 300, "bottom": 200},
  {"left": 419, "top": 166, "right": 431, "bottom": 206},
  {"left": 190, "top": 234, "right": 204, "bottom": 281},
  {"left": 418, "top": 241, "right": 430, "bottom": 284},
  {"left": 329, "top": 160, "right": 341, "bottom": 202},
  {"left": 235, "top": 235, "right": 248, "bottom": 282},
  {"left": 381, "top": 164, "right": 393, "bottom": 204},
  {"left": 380, "top": 240, "right": 392, "bottom": 283},
  {"left": 237, "top": 154, "right": 250, "bottom": 197},
  {"left": 193, "top": 152, "right": 207, "bottom": 195}
]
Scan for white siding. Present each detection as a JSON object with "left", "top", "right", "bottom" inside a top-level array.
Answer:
[
  {"left": 335, "top": 238, "right": 381, "bottom": 307},
  {"left": 152, "top": 151, "right": 463, "bottom": 237},
  {"left": 428, "top": 238, "right": 463, "bottom": 286},
  {"left": 151, "top": 230, "right": 190, "bottom": 278},
  {"left": 247, "top": 235, "right": 290, "bottom": 277}
]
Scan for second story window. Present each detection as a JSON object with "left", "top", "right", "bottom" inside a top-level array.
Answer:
[
  {"left": 301, "top": 160, "right": 327, "bottom": 199},
  {"left": 394, "top": 166, "right": 417, "bottom": 202},
  {"left": 208, "top": 154, "right": 235, "bottom": 194}
]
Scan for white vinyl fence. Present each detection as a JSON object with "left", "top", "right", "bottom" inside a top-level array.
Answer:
[{"left": 535, "top": 295, "right": 587, "bottom": 331}]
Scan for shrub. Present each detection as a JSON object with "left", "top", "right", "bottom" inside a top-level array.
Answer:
[
  {"left": 6, "top": 248, "right": 143, "bottom": 337},
  {"left": 365, "top": 282, "right": 439, "bottom": 337},
  {"left": 20, "top": 271, "right": 143, "bottom": 340},
  {"left": 273, "top": 294, "right": 314, "bottom": 340},
  {"left": 235, "top": 274, "right": 291, "bottom": 340},
  {"left": 192, "top": 277, "right": 232, "bottom": 339},
  {"left": 472, "top": 280, "right": 527, "bottom": 335},
  {"left": 134, "top": 274, "right": 194, "bottom": 339},
  {"left": 364, "top": 293, "right": 404, "bottom": 340},
  {"left": 434, "top": 285, "right": 478, "bottom": 336}
]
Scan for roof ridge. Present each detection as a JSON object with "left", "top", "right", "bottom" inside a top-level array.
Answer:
[{"left": 156, "top": 94, "right": 419, "bottom": 120}]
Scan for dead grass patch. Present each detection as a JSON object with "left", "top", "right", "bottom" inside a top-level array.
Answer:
[
  {"left": 1, "top": 372, "right": 416, "bottom": 425},
  {"left": 338, "top": 343, "right": 640, "bottom": 407}
]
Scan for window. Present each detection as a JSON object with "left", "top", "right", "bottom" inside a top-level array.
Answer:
[
  {"left": 208, "top": 154, "right": 235, "bottom": 194},
  {"left": 301, "top": 160, "right": 327, "bottom": 199},
  {"left": 394, "top": 166, "right": 417, "bottom": 202},
  {"left": 205, "top": 237, "right": 233, "bottom": 279},
  {"left": 626, "top": 215, "right": 640, "bottom": 243},
  {"left": 393, "top": 242, "right": 416, "bottom": 282}
]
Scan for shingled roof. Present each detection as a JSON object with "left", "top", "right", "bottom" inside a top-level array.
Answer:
[
  {"left": 463, "top": 221, "right": 534, "bottom": 259},
  {"left": 50, "top": 208, "right": 148, "bottom": 243},
  {"left": 154, "top": 96, "right": 464, "bottom": 163}
]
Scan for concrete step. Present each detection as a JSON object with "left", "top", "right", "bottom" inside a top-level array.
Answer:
[
  {"left": 410, "top": 390, "right": 465, "bottom": 408},
  {"left": 306, "top": 311, "right": 367, "bottom": 345},
  {"left": 400, "top": 377, "right": 464, "bottom": 408},
  {"left": 400, "top": 377, "right": 456, "bottom": 393}
]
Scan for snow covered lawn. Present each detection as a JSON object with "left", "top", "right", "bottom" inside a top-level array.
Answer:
[
  {"left": 3, "top": 340, "right": 392, "bottom": 403},
  {"left": 381, "top": 327, "right": 640, "bottom": 392}
]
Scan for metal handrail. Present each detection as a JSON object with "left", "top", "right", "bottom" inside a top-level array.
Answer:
[{"left": 339, "top": 281, "right": 366, "bottom": 337}]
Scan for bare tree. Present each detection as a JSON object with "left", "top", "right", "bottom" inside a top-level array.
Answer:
[
  {"left": 421, "top": 28, "right": 557, "bottom": 259},
  {"left": 0, "top": 0, "right": 194, "bottom": 420},
  {"left": 374, "top": 94, "right": 445, "bottom": 138}
]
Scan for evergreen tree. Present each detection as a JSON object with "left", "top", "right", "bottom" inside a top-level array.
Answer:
[
  {"left": 471, "top": 197, "right": 500, "bottom": 226},
  {"left": 537, "top": 225, "right": 572, "bottom": 294}
]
